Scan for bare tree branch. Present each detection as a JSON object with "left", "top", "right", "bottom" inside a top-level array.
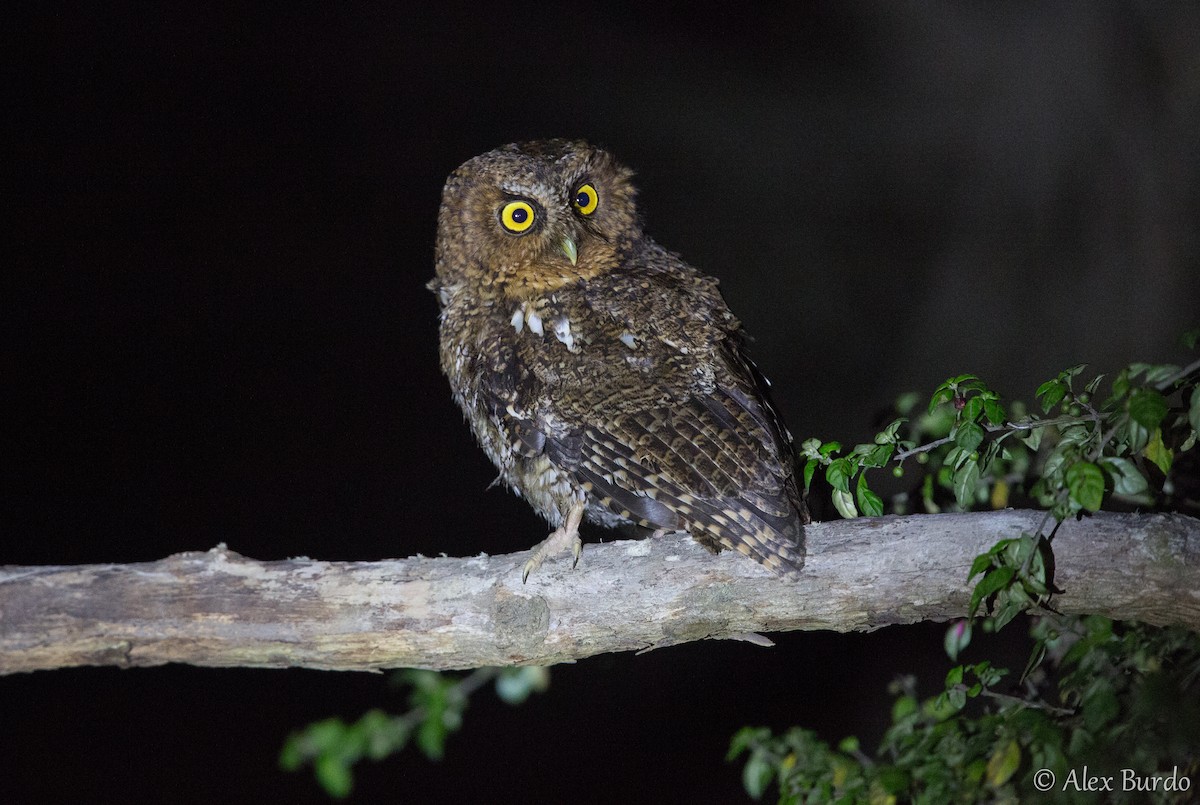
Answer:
[{"left": 2, "top": 510, "right": 1197, "bottom": 675}]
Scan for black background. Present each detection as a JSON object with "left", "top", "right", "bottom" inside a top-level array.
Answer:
[{"left": 4, "top": 4, "right": 1198, "bottom": 802}]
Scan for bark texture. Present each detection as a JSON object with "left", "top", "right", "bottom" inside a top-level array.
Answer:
[{"left": 2, "top": 510, "right": 1197, "bottom": 674}]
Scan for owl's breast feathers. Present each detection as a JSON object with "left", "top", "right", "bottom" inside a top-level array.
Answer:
[{"left": 436, "top": 240, "right": 807, "bottom": 574}]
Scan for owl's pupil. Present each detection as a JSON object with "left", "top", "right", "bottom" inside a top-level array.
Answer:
[
  {"left": 511, "top": 208, "right": 527, "bottom": 223},
  {"left": 575, "top": 192, "right": 588, "bottom": 207}
]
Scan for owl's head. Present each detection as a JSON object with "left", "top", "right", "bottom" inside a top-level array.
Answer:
[{"left": 433, "top": 140, "right": 641, "bottom": 301}]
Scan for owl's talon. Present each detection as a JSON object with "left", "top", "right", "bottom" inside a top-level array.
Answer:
[{"left": 521, "top": 500, "right": 585, "bottom": 583}]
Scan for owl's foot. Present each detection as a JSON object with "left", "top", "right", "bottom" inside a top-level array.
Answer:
[{"left": 522, "top": 500, "right": 585, "bottom": 583}]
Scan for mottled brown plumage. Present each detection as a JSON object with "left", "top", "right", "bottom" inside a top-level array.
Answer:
[{"left": 429, "top": 140, "right": 808, "bottom": 580}]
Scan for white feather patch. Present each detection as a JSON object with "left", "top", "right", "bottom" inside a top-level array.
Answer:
[
  {"left": 526, "top": 309, "right": 544, "bottom": 336},
  {"left": 553, "top": 316, "right": 576, "bottom": 351}
]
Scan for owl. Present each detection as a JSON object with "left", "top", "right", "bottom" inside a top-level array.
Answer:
[{"left": 429, "top": 140, "right": 808, "bottom": 581}]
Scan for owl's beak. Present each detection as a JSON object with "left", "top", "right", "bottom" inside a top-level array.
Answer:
[{"left": 560, "top": 236, "right": 578, "bottom": 266}]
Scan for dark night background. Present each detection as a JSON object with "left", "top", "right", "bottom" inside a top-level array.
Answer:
[{"left": 4, "top": 4, "right": 1198, "bottom": 802}]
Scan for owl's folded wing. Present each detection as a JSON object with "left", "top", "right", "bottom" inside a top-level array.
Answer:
[{"left": 554, "top": 341, "right": 807, "bottom": 573}]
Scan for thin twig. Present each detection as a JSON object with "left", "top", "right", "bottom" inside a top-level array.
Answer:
[
  {"left": 894, "top": 413, "right": 1102, "bottom": 463},
  {"left": 1155, "top": 357, "right": 1200, "bottom": 392},
  {"left": 977, "top": 687, "right": 1076, "bottom": 717}
]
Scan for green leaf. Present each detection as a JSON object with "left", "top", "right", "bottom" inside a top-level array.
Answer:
[
  {"left": 838, "top": 735, "right": 860, "bottom": 754},
  {"left": 1111, "top": 369, "right": 1131, "bottom": 402},
  {"left": 945, "top": 665, "right": 964, "bottom": 687},
  {"left": 1099, "top": 457, "right": 1148, "bottom": 496},
  {"left": 923, "top": 692, "right": 959, "bottom": 722},
  {"left": 968, "top": 551, "right": 996, "bottom": 582},
  {"left": 1128, "top": 388, "right": 1168, "bottom": 430},
  {"left": 973, "top": 660, "right": 999, "bottom": 682},
  {"left": 826, "top": 458, "right": 853, "bottom": 493},
  {"left": 986, "top": 739, "right": 1021, "bottom": 787},
  {"left": 1141, "top": 363, "right": 1180, "bottom": 385},
  {"left": 363, "top": 712, "right": 410, "bottom": 760},
  {"left": 1036, "top": 379, "right": 1066, "bottom": 413},
  {"left": 894, "top": 391, "right": 921, "bottom": 415},
  {"left": 1057, "top": 423, "right": 1092, "bottom": 448},
  {"left": 983, "top": 399, "right": 1006, "bottom": 426},
  {"left": 992, "top": 596, "right": 1027, "bottom": 631},
  {"left": 929, "top": 386, "right": 955, "bottom": 414},
  {"left": 966, "top": 759, "right": 988, "bottom": 785},
  {"left": 978, "top": 439, "right": 1002, "bottom": 473},
  {"left": 832, "top": 488, "right": 857, "bottom": 519},
  {"left": 1003, "top": 535, "right": 1032, "bottom": 565},
  {"left": 315, "top": 754, "right": 354, "bottom": 799},
  {"left": 742, "top": 754, "right": 775, "bottom": 800},
  {"left": 1018, "top": 426, "right": 1042, "bottom": 451},
  {"left": 877, "top": 766, "right": 910, "bottom": 795},
  {"left": 875, "top": 418, "right": 907, "bottom": 444},
  {"left": 963, "top": 395, "right": 984, "bottom": 424},
  {"left": 495, "top": 667, "right": 550, "bottom": 705},
  {"left": 891, "top": 695, "right": 917, "bottom": 723},
  {"left": 1144, "top": 428, "right": 1173, "bottom": 475},
  {"left": 970, "top": 566, "right": 1015, "bottom": 617},
  {"left": 855, "top": 473, "right": 884, "bottom": 517},
  {"left": 944, "top": 445, "right": 970, "bottom": 471},
  {"left": 278, "top": 739, "right": 303, "bottom": 772},
  {"left": 727, "top": 727, "right": 771, "bottom": 762},
  {"left": 819, "top": 440, "right": 842, "bottom": 457},
  {"left": 416, "top": 713, "right": 448, "bottom": 760},
  {"left": 921, "top": 473, "right": 939, "bottom": 514},
  {"left": 863, "top": 443, "right": 894, "bottom": 467},
  {"left": 803, "top": 458, "right": 818, "bottom": 491},
  {"left": 1066, "top": 461, "right": 1105, "bottom": 512},
  {"left": 953, "top": 457, "right": 981, "bottom": 509},
  {"left": 954, "top": 421, "right": 985, "bottom": 453},
  {"left": 1082, "top": 681, "right": 1120, "bottom": 730},
  {"left": 1122, "top": 416, "right": 1151, "bottom": 454},
  {"left": 1020, "top": 641, "right": 1047, "bottom": 684}
]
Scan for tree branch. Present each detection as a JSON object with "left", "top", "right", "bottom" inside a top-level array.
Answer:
[{"left": 2, "top": 510, "right": 1197, "bottom": 675}]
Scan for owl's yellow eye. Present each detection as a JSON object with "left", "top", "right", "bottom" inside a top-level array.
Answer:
[
  {"left": 500, "top": 200, "right": 536, "bottom": 233},
  {"left": 573, "top": 183, "right": 598, "bottom": 215}
]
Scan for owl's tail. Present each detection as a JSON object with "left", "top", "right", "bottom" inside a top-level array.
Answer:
[{"left": 689, "top": 492, "right": 807, "bottom": 577}]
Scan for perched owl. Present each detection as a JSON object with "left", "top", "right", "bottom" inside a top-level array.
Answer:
[{"left": 429, "top": 140, "right": 808, "bottom": 581}]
